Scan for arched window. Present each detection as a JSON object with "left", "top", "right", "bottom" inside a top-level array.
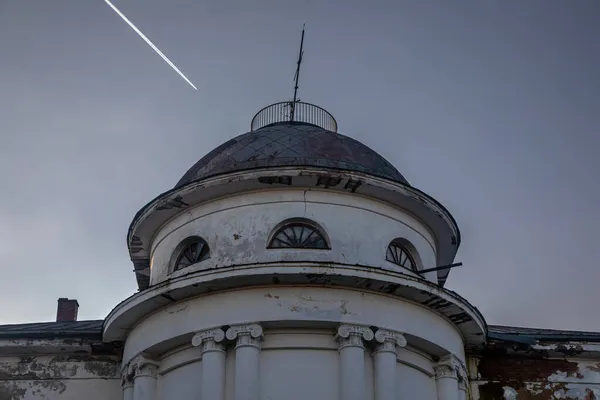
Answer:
[
  {"left": 173, "top": 237, "right": 210, "bottom": 271},
  {"left": 268, "top": 220, "right": 329, "bottom": 249},
  {"left": 386, "top": 241, "right": 416, "bottom": 271}
]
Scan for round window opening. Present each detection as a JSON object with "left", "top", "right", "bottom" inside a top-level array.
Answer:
[
  {"left": 386, "top": 242, "right": 416, "bottom": 271},
  {"left": 174, "top": 238, "right": 210, "bottom": 271},
  {"left": 268, "top": 223, "right": 329, "bottom": 249}
]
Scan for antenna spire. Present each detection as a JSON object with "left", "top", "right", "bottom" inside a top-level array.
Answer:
[{"left": 289, "top": 23, "right": 306, "bottom": 122}]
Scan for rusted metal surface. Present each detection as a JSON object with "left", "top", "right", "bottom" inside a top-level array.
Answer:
[{"left": 175, "top": 123, "right": 408, "bottom": 189}]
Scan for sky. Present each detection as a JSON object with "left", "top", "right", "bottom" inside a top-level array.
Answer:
[{"left": 0, "top": 0, "right": 599, "bottom": 331}]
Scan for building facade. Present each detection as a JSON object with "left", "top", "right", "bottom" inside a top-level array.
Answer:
[{"left": 1, "top": 102, "right": 599, "bottom": 400}]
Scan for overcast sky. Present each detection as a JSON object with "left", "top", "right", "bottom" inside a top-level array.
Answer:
[{"left": 1, "top": 0, "right": 599, "bottom": 331}]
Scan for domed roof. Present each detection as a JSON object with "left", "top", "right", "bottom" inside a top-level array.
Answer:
[{"left": 175, "top": 122, "right": 408, "bottom": 188}]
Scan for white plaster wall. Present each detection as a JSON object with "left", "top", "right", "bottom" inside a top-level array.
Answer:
[
  {"left": 123, "top": 286, "right": 465, "bottom": 364},
  {"left": 260, "top": 331, "right": 339, "bottom": 400},
  {"left": 396, "top": 363, "right": 437, "bottom": 400},
  {"left": 149, "top": 189, "right": 438, "bottom": 285},
  {"left": 158, "top": 361, "right": 199, "bottom": 400},
  {"left": 259, "top": 349, "right": 338, "bottom": 399}
]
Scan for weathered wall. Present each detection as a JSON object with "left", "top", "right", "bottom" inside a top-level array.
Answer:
[
  {"left": 149, "top": 188, "right": 439, "bottom": 285},
  {"left": 469, "top": 345, "right": 600, "bottom": 399},
  {"left": 0, "top": 351, "right": 120, "bottom": 400},
  {"left": 122, "top": 286, "right": 465, "bottom": 362}
]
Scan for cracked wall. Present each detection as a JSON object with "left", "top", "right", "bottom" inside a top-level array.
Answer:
[{"left": 0, "top": 351, "right": 120, "bottom": 400}]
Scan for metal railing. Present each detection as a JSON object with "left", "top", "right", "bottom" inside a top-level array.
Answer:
[{"left": 250, "top": 101, "right": 338, "bottom": 132}]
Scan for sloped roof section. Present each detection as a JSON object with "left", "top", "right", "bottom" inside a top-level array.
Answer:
[
  {"left": 489, "top": 325, "right": 600, "bottom": 342},
  {"left": 0, "top": 320, "right": 103, "bottom": 339},
  {"left": 176, "top": 122, "right": 408, "bottom": 188},
  {"left": 3, "top": 319, "right": 599, "bottom": 344}
]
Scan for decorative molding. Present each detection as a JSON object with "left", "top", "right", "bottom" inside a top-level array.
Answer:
[
  {"left": 226, "top": 323, "right": 263, "bottom": 348},
  {"left": 336, "top": 324, "right": 374, "bottom": 350},
  {"left": 373, "top": 329, "right": 407, "bottom": 354},
  {"left": 192, "top": 328, "right": 226, "bottom": 353},
  {"left": 129, "top": 353, "right": 160, "bottom": 379}
]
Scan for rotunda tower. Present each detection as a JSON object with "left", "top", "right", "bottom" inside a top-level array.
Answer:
[{"left": 105, "top": 100, "right": 486, "bottom": 400}]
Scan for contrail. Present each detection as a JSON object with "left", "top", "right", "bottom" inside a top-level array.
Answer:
[{"left": 103, "top": 0, "right": 198, "bottom": 90}]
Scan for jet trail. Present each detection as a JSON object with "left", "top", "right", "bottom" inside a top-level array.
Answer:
[{"left": 104, "top": 0, "right": 198, "bottom": 90}]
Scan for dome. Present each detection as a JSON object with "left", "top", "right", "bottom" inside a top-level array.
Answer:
[{"left": 176, "top": 122, "right": 408, "bottom": 188}]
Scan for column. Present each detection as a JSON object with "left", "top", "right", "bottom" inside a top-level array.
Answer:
[
  {"left": 458, "top": 379, "right": 467, "bottom": 400},
  {"left": 434, "top": 354, "right": 460, "bottom": 400},
  {"left": 373, "top": 329, "right": 407, "bottom": 400},
  {"left": 226, "top": 323, "right": 263, "bottom": 400},
  {"left": 456, "top": 359, "right": 468, "bottom": 400},
  {"left": 336, "top": 324, "right": 374, "bottom": 400},
  {"left": 131, "top": 354, "right": 160, "bottom": 400},
  {"left": 192, "top": 328, "right": 227, "bottom": 400},
  {"left": 121, "top": 363, "right": 134, "bottom": 400}
]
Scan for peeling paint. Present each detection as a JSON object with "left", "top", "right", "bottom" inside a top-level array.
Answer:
[
  {"left": 0, "top": 355, "right": 118, "bottom": 381},
  {"left": 0, "top": 382, "right": 27, "bottom": 400},
  {"left": 471, "top": 341, "right": 600, "bottom": 400},
  {"left": 0, "top": 344, "right": 120, "bottom": 399}
]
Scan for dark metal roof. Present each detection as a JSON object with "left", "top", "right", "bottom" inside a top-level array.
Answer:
[
  {"left": 488, "top": 325, "right": 600, "bottom": 342},
  {"left": 0, "top": 320, "right": 103, "bottom": 339},
  {"left": 2, "top": 320, "right": 599, "bottom": 343},
  {"left": 176, "top": 122, "right": 408, "bottom": 188}
]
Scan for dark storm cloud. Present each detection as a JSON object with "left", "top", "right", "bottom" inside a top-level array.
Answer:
[{"left": 1, "top": 0, "right": 598, "bottom": 329}]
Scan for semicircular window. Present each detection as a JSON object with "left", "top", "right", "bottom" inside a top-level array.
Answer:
[
  {"left": 269, "top": 222, "right": 329, "bottom": 249},
  {"left": 174, "top": 238, "right": 210, "bottom": 271},
  {"left": 386, "top": 242, "right": 416, "bottom": 270}
]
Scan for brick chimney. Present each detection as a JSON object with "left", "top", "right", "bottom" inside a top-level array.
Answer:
[{"left": 56, "top": 298, "right": 79, "bottom": 322}]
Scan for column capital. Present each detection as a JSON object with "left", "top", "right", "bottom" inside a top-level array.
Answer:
[
  {"left": 435, "top": 353, "right": 466, "bottom": 381},
  {"left": 336, "top": 324, "right": 374, "bottom": 350},
  {"left": 130, "top": 353, "right": 160, "bottom": 379},
  {"left": 434, "top": 364, "right": 457, "bottom": 380},
  {"left": 373, "top": 329, "right": 407, "bottom": 354},
  {"left": 226, "top": 323, "right": 263, "bottom": 348},
  {"left": 192, "top": 328, "right": 226, "bottom": 353},
  {"left": 120, "top": 363, "right": 134, "bottom": 388}
]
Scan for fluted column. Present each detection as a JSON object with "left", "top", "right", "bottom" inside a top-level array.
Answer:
[
  {"left": 336, "top": 324, "right": 374, "bottom": 400},
  {"left": 226, "top": 323, "right": 263, "bottom": 400},
  {"left": 121, "top": 363, "right": 134, "bottom": 400},
  {"left": 192, "top": 328, "right": 226, "bottom": 400},
  {"left": 434, "top": 354, "right": 460, "bottom": 400},
  {"left": 373, "top": 329, "right": 407, "bottom": 400},
  {"left": 131, "top": 354, "right": 160, "bottom": 400}
]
